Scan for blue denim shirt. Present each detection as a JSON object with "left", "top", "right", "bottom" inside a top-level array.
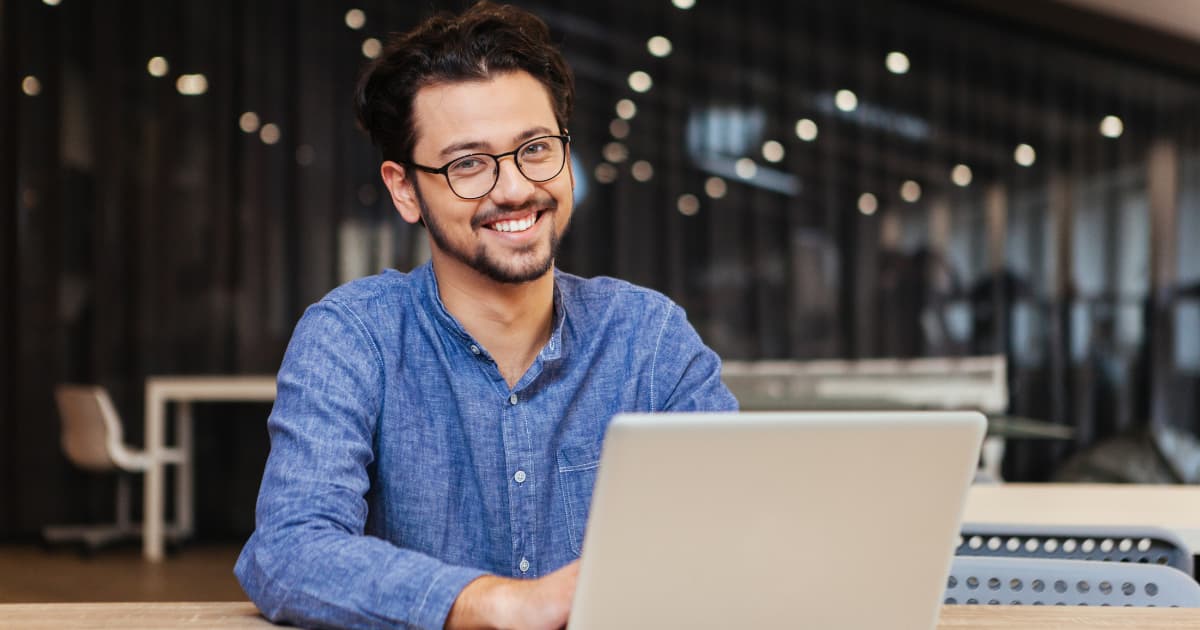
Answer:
[{"left": 234, "top": 262, "right": 737, "bottom": 629}]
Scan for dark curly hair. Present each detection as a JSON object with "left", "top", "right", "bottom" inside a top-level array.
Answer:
[{"left": 354, "top": 1, "right": 574, "bottom": 164}]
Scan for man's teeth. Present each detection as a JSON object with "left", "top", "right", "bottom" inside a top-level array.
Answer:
[{"left": 491, "top": 214, "right": 536, "bottom": 233}]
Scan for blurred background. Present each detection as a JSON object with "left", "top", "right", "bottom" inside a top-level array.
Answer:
[{"left": 3, "top": 0, "right": 1200, "bottom": 544}]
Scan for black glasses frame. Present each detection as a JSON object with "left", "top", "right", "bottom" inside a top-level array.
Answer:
[{"left": 408, "top": 134, "right": 572, "bottom": 200}]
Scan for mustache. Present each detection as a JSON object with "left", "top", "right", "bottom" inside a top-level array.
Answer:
[{"left": 470, "top": 196, "right": 557, "bottom": 229}]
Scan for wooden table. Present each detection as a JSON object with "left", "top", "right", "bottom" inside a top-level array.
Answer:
[
  {"left": 143, "top": 375, "right": 277, "bottom": 562},
  {"left": 0, "top": 602, "right": 273, "bottom": 628},
  {"left": 1, "top": 602, "right": 1197, "bottom": 628},
  {"left": 965, "top": 484, "right": 1200, "bottom": 552}
]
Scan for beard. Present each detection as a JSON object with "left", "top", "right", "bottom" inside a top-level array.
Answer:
[{"left": 413, "top": 178, "right": 564, "bottom": 284}]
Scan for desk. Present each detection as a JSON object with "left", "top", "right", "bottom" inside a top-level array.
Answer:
[
  {"left": 143, "top": 375, "right": 277, "bottom": 562},
  {"left": 0, "top": 602, "right": 273, "bottom": 629},
  {"left": 1, "top": 602, "right": 1197, "bottom": 629},
  {"left": 965, "top": 483, "right": 1200, "bottom": 552}
]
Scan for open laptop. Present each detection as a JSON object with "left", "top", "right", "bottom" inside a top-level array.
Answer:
[{"left": 569, "top": 411, "right": 985, "bottom": 630}]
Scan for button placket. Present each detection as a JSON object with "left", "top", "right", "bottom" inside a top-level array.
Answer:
[{"left": 503, "top": 390, "right": 535, "bottom": 578}]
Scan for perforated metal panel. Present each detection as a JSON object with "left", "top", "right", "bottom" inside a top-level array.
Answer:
[
  {"left": 945, "top": 556, "right": 1200, "bottom": 607},
  {"left": 957, "top": 523, "right": 1194, "bottom": 575}
]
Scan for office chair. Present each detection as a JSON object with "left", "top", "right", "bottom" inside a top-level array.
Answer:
[
  {"left": 42, "top": 385, "right": 187, "bottom": 551},
  {"left": 957, "top": 523, "right": 1193, "bottom": 575},
  {"left": 945, "top": 555, "right": 1200, "bottom": 607}
]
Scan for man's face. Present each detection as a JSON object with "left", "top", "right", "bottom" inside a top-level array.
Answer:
[{"left": 404, "top": 71, "right": 574, "bottom": 284}]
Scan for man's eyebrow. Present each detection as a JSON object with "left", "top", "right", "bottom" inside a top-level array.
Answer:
[
  {"left": 438, "top": 140, "right": 488, "bottom": 160},
  {"left": 436, "top": 126, "right": 557, "bottom": 160},
  {"left": 512, "top": 126, "right": 556, "bottom": 144}
]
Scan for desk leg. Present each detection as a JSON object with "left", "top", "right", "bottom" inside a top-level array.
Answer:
[
  {"left": 144, "top": 388, "right": 166, "bottom": 562},
  {"left": 177, "top": 402, "right": 194, "bottom": 540}
]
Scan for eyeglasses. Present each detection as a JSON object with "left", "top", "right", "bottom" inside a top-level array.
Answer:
[{"left": 408, "top": 134, "right": 571, "bottom": 200}]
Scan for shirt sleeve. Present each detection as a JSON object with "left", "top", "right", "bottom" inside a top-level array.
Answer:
[
  {"left": 234, "top": 301, "right": 487, "bottom": 630},
  {"left": 649, "top": 302, "right": 740, "bottom": 412}
]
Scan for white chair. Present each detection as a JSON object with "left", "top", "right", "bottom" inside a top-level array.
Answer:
[{"left": 42, "top": 385, "right": 187, "bottom": 551}]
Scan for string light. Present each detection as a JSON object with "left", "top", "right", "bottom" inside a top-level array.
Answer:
[
  {"left": 21, "top": 76, "right": 41, "bottom": 96},
  {"left": 631, "top": 160, "right": 655, "bottom": 182},
  {"left": 594, "top": 163, "right": 618, "bottom": 184},
  {"left": 1014, "top": 144, "right": 1036, "bottom": 167},
  {"left": 260, "top": 123, "right": 281, "bottom": 145},
  {"left": 885, "top": 51, "right": 910, "bottom": 74},
  {"left": 735, "top": 158, "right": 758, "bottom": 179},
  {"left": 615, "top": 99, "right": 637, "bottom": 120},
  {"left": 704, "top": 177, "right": 727, "bottom": 199},
  {"left": 795, "top": 119, "right": 818, "bottom": 141},
  {"left": 239, "top": 112, "right": 261, "bottom": 133},
  {"left": 362, "top": 38, "right": 382, "bottom": 59},
  {"left": 761, "top": 140, "right": 785, "bottom": 163},
  {"left": 602, "top": 142, "right": 629, "bottom": 163},
  {"left": 647, "top": 36, "right": 672, "bottom": 57},
  {"left": 858, "top": 192, "right": 878, "bottom": 215},
  {"left": 628, "top": 71, "right": 653, "bottom": 93},
  {"left": 951, "top": 164, "right": 972, "bottom": 187},
  {"left": 1100, "top": 115, "right": 1124, "bottom": 138},
  {"left": 176, "top": 74, "right": 208, "bottom": 95},
  {"left": 835, "top": 89, "right": 858, "bottom": 112},
  {"left": 345, "top": 9, "right": 366, "bottom": 30},
  {"left": 677, "top": 194, "right": 700, "bottom": 216},
  {"left": 147, "top": 56, "right": 169, "bottom": 77}
]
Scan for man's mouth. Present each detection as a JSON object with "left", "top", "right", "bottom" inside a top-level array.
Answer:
[{"left": 481, "top": 210, "right": 546, "bottom": 233}]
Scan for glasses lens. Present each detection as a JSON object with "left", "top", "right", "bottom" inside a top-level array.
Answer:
[
  {"left": 446, "top": 154, "right": 498, "bottom": 199},
  {"left": 442, "top": 137, "right": 567, "bottom": 199},
  {"left": 517, "top": 137, "right": 566, "bottom": 182}
]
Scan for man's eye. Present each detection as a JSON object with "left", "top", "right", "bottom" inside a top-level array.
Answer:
[
  {"left": 522, "top": 141, "right": 550, "bottom": 156},
  {"left": 451, "top": 157, "right": 485, "bottom": 172}
]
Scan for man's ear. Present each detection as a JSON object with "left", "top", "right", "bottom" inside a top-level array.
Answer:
[
  {"left": 564, "top": 130, "right": 575, "bottom": 191},
  {"left": 566, "top": 149, "right": 575, "bottom": 191},
  {"left": 380, "top": 161, "right": 423, "bottom": 225}
]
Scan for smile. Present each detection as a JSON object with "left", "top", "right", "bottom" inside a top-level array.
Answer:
[{"left": 483, "top": 211, "right": 544, "bottom": 233}]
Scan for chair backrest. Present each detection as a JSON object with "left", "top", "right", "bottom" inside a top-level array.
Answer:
[
  {"left": 958, "top": 522, "right": 1194, "bottom": 576},
  {"left": 55, "top": 385, "right": 125, "bottom": 473},
  {"left": 946, "top": 556, "right": 1200, "bottom": 607}
]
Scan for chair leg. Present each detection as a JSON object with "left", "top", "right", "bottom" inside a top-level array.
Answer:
[
  {"left": 43, "top": 473, "right": 142, "bottom": 552},
  {"left": 116, "top": 473, "right": 131, "bottom": 531}
]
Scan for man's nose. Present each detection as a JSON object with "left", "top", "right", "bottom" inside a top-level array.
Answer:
[{"left": 488, "top": 156, "right": 536, "bottom": 205}]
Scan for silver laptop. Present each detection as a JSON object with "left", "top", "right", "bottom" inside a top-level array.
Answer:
[{"left": 569, "top": 411, "right": 985, "bottom": 630}]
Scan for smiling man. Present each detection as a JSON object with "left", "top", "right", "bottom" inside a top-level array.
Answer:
[{"left": 234, "top": 3, "right": 736, "bottom": 629}]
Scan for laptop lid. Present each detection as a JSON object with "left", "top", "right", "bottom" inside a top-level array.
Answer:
[{"left": 569, "top": 411, "right": 986, "bottom": 630}]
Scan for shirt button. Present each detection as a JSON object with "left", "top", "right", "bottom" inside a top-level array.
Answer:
[
  {"left": 469, "top": 344, "right": 480, "bottom": 355},
  {"left": 509, "top": 393, "right": 518, "bottom": 405},
  {"left": 519, "top": 558, "right": 530, "bottom": 573},
  {"left": 514, "top": 470, "right": 526, "bottom": 483}
]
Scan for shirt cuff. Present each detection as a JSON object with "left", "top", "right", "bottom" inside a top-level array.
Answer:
[{"left": 411, "top": 564, "right": 490, "bottom": 630}]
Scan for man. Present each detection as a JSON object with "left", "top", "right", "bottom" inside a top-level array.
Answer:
[{"left": 235, "top": 3, "right": 737, "bottom": 628}]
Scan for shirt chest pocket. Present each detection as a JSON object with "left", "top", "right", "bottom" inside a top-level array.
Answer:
[{"left": 556, "top": 443, "right": 602, "bottom": 556}]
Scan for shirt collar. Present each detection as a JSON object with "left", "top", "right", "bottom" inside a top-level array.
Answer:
[{"left": 418, "top": 261, "right": 567, "bottom": 363}]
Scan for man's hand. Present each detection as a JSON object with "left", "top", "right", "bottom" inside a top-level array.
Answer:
[{"left": 446, "top": 560, "right": 580, "bottom": 630}]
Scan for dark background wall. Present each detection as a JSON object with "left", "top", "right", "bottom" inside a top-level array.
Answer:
[{"left": 3, "top": 0, "right": 1200, "bottom": 540}]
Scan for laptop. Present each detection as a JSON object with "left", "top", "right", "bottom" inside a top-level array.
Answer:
[{"left": 568, "top": 411, "right": 985, "bottom": 630}]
